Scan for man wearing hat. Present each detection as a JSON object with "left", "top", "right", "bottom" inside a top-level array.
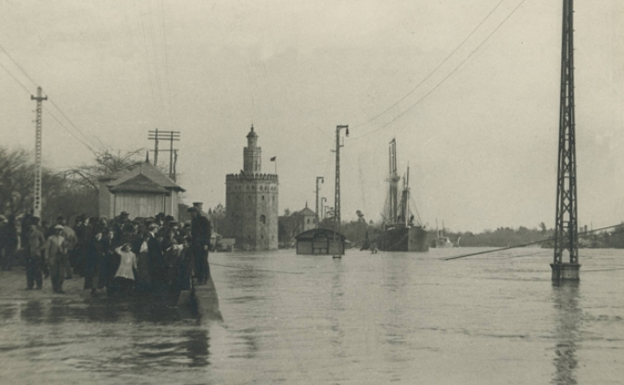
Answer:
[
  {"left": 54, "top": 216, "right": 77, "bottom": 279},
  {"left": 45, "top": 224, "right": 69, "bottom": 294},
  {"left": 188, "top": 206, "right": 212, "bottom": 284},
  {"left": 113, "top": 211, "right": 130, "bottom": 248},
  {"left": 25, "top": 218, "right": 46, "bottom": 290},
  {"left": 0, "top": 215, "right": 8, "bottom": 269},
  {"left": 0, "top": 215, "right": 18, "bottom": 271},
  {"left": 147, "top": 223, "right": 165, "bottom": 293}
]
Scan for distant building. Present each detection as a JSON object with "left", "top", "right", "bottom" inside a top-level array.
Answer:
[
  {"left": 224, "top": 126, "right": 278, "bottom": 250},
  {"left": 294, "top": 203, "right": 317, "bottom": 233},
  {"left": 98, "top": 162, "right": 185, "bottom": 219},
  {"left": 278, "top": 203, "right": 317, "bottom": 247}
]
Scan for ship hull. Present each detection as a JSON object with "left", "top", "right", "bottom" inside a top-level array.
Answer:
[{"left": 378, "top": 226, "right": 429, "bottom": 252}]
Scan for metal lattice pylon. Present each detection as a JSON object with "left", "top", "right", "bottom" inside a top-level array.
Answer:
[
  {"left": 553, "top": 0, "right": 578, "bottom": 265},
  {"left": 31, "top": 86, "right": 47, "bottom": 218}
]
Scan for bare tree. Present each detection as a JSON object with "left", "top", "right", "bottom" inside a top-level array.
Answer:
[{"left": 63, "top": 149, "right": 145, "bottom": 192}]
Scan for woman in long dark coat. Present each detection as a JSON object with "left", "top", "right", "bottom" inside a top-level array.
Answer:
[
  {"left": 99, "top": 229, "right": 117, "bottom": 294},
  {"left": 83, "top": 230, "right": 104, "bottom": 296}
]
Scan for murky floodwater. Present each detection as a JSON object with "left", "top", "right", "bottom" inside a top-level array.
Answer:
[{"left": 1, "top": 247, "right": 623, "bottom": 384}]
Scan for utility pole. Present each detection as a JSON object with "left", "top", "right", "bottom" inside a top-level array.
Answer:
[
  {"left": 316, "top": 176, "right": 324, "bottom": 227},
  {"left": 552, "top": 0, "right": 580, "bottom": 281},
  {"left": 148, "top": 130, "right": 180, "bottom": 180},
  {"left": 334, "top": 125, "right": 349, "bottom": 227},
  {"left": 173, "top": 149, "right": 178, "bottom": 182},
  {"left": 31, "top": 86, "right": 47, "bottom": 218}
]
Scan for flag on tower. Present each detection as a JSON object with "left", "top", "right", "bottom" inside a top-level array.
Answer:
[{"left": 270, "top": 156, "right": 276, "bottom": 161}]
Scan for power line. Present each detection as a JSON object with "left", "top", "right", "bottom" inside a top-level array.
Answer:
[
  {"left": 47, "top": 98, "right": 106, "bottom": 152},
  {"left": 0, "top": 42, "right": 106, "bottom": 153},
  {"left": 445, "top": 223, "right": 624, "bottom": 261},
  {"left": 44, "top": 107, "right": 99, "bottom": 155},
  {"left": 0, "top": 60, "right": 100, "bottom": 154},
  {"left": 352, "top": 0, "right": 508, "bottom": 130},
  {"left": 0, "top": 60, "right": 31, "bottom": 94},
  {"left": 353, "top": 0, "right": 528, "bottom": 140},
  {"left": 0, "top": 43, "right": 38, "bottom": 86}
]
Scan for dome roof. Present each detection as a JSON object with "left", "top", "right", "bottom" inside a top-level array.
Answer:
[{"left": 246, "top": 125, "right": 258, "bottom": 138}]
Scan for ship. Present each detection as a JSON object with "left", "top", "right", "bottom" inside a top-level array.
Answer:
[
  {"left": 431, "top": 223, "right": 454, "bottom": 248},
  {"left": 431, "top": 233, "right": 454, "bottom": 248},
  {"left": 376, "top": 139, "right": 429, "bottom": 252}
]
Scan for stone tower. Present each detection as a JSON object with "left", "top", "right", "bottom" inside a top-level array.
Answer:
[{"left": 225, "top": 125, "right": 279, "bottom": 250}]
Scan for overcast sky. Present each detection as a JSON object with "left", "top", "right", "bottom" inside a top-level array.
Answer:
[{"left": 1, "top": 0, "right": 623, "bottom": 232}]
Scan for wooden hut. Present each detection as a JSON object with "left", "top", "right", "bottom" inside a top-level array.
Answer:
[
  {"left": 295, "top": 228, "right": 346, "bottom": 255},
  {"left": 98, "top": 162, "right": 185, "bottom": 219}
]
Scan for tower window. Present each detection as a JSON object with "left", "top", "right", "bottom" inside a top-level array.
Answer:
[
  {"left": 260, "top": 215, "right": 266, "bottom": 224},
  {"left": 262, "top": 195, "right": 265, "bottom": 200}
]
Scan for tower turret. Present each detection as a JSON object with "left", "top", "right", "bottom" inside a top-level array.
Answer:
[{"left": 244, "top": 125, "right": 261, "bottom": 173}]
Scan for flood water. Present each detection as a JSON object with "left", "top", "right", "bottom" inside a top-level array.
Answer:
[{"left": 1, "top": 247, "right": 623, "bottom": 384}]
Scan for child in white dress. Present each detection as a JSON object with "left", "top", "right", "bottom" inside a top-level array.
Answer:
[{"left": 114, "top": 243, "right": 137, "bottom": 295}]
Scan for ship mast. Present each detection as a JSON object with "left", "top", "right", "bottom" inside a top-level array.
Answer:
[
  {"left": 404, "top": 166, "right": 410, "bottom": 226},
  {"left": 388, "top": 139, "right": 400, "bottom": 224}
]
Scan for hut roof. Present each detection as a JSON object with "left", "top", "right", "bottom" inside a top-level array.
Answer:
[
  {"left": 109, "top": 174, "right": 169, "bottom": 193},
  {"left": 101, "top": 162, "right": 185, "bottom": 192},
  {"left": 294, "top": 228, "right": 346, "bottom": 241}
]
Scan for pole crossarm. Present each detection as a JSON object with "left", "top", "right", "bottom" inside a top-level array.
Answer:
[{"left": 147, "top": 129, "right": 181, "bottom": 179}]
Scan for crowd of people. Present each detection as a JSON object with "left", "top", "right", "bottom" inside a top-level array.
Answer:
[{"left": 0, "top": 207, "right": 212, "bottom": 297}]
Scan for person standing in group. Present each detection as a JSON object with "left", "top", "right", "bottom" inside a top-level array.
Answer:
[
  {"left": 113, "top": 211, "right": 130, "bottom": 248},
  {"left": 188, "top": 207, "right": 211, "bottom": 284},
  {"left": 25, "top": 218, "right": 46, "bottom": 290},
  {"left": 45, "top": 225, "right": 68, "bottom": 294},
  {"left": 0, "top": 215, "right": 6, "bottom": 269},
  {"left": 133, "top": 231, "right": 151, "bottom": 293},
  {"left": 1, "top": 215, "right": 19, "bottom": 271},
  {"left": 84, "top": 230, "right": 104, "bottom": 297},
  {"left": 72, "top": 215, "right": 89, "bottom": 277},
  {"left": 147, "top": 223, "right": 165, "bottom": 293},
  {"left": 99, "top": 229, "right": 116, "bottom": 291},
  {"left": 54, "top": 216, "right": 77, "bottom": 279},
  {"left": 113, "top": 243, "right": 137, "bottom": 296}
]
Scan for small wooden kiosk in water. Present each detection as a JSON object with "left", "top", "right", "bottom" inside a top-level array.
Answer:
[{"left": 295, "top": 228, "right": 346, "bottom": 255}]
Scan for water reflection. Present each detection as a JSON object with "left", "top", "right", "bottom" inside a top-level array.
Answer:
[
  {"left": 14, "top": 277, "right": 223, "bottom": 326},
  {"left": 184, "top": 329, "right": 210, "bottom": 367},
  {"left": 9, "top": 280, "right": 222, "bottom": 371},
  {"left": 20, "top": 300, "right": 43, "bottom": 324},
  {"left": 551, "top": 281, "right": 581, "bottom": 385},
  {"left": 329, "top": 259, "right": 346, "bottom": 359}
]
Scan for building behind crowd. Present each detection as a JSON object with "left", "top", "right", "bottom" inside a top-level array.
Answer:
[
  {"left": 98, "top": 161, "right": 185, "bottom": 219},
  {"left": 224, "top": 126, "right": 278, "bottom": 250}
]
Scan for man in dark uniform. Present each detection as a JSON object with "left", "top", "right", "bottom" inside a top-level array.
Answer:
[{"left": 188, "top": 207, "right": 211, "bottom": 284}]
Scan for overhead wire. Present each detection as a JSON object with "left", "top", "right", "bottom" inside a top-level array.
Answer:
[
  {"left": 352, "top": 0, "right": 528, "bottom": 141},
  {"left": 0, "top": 56, "right": 101, "bottom": 155},
  {"left": 137, "top": 0, "right": 159, "bottom": 125},
  {"left": 0, "top": 60, "right": 31, "bottom": 94},
  {"left": 445, "top": 223, "right": 624, "bottom": 261},
  {"left": 351, "top": 0, "right": 508, "bottom": 131},
  {"left": 0, "top": 41, "right": 105, "bottom": 153}
]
